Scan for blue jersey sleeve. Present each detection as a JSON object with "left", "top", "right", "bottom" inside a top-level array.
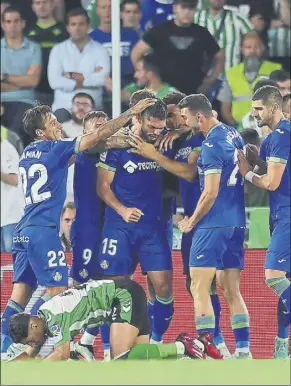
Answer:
[
  {"left": 202, "top": 141, "right": 223, "bottom": 175},
  {"left": 98, "top": 149, "right": 119, "bottom": 172},
  {"left": 259, "top": 136, "right": 269, "bottom": 162},
  {"left": 268, "top": 128, "right": 290, "bottom": 164},
  {"left": 52, "top": 137, "right": 81, "bottom": 167}
]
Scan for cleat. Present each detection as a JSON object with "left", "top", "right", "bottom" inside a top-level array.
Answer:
[
  {"left": 73, "top": 341, "right": 96, "bottom": 361},
  {"left": 232, "top": 350, "right": 252, "bottom": 359},
  {"left": 274, "top": 337, "right": 289, "bottom": 359},
  {"left": 198, "top": 332, "right": 223, "bottom": 359},
  {"left": 176, "top": 333, "right": 206, "bottom": 360},
  {"left": 217, "top": 342, "right": 231, "bottom": 359}
]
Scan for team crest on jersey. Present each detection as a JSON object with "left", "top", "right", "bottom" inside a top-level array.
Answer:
[
  {"left": 53, "top": 272, "right": 63, "bottom": 282},
  {"left": 53, "top": 28, "right": 62, "bottom": 36},
  {"left": 123, "top": 161, "right": 138, "bottom": 174},
  {"left": 100, "top": 260, "right": 109, "bottom": 270},
  {"left": 50, "top": 324, "right": 62, "bottom": 337},
  {"left": 79, "top": 269, "right": 88, "bottom": 279}
]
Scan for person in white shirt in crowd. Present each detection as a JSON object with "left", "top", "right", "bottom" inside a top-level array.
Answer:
[
  {"left": 48, "top": 7, "right": 110, "bottom": 122},
  {"left": 62, "top": 93, "right": 95, "bottom": 138},
  {"left": 60, "top": 201, "right": 76, "bottom": 253},
  {"left": 1, "top": 138, "right": 24, "bottom": 253}
]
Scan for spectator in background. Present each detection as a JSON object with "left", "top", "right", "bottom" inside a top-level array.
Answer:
[
  {"left": 270, "top": 69, "right": 291, "bottom": 96},
  {"left": 121, "top": 0, "right": 142, "bottom": 37},
  {"left": 248, "top": 2, "right": 271, "bottom": 50},
  {"left": 27, "top": 0, "right": 68, "bottom": 106},
  {"left": 1, "top": 1, "right": 11, "bottom": 36},
  {"left": 60, "top": 201, "right": 76, "bottom": 252},
  {"left": 1, "top": 6, "right": 42, "bottom": 145},
  {"left": 62, "top": 93, "right": 95, "bottom": 137},
  {"left": 217, "top": 32, "right": 281, "bottom": 127},
  {"left": 90, "top": 0, "right": 139, "bottom": 86},
  {"left": 140, "top": 0, "right": 174, "bottom": 32},
  {"left": 195, "top": 0, "right": 252, "bottom": 72},
  {"left": 241, "top": 128, "right": 269, "bottom": 207},
  {"left": 0, "top": 104, "right": 24, "bottom": 155},
  {"left": 269, "top": 0, "right": 291, "bottom": 60},
  {"left": 238, "top": 78, "right": 279, "bottom": 136},
  {"left": 48, "top": 8, "right": 110, "bottom": 120},
  {"left": 105, "top": 53, "right": 178, "bottom": 104},
  {"left": 131, "top": 0, "right": 224, "bottom": 96},
  {"left": 1, "top": 136, "right": 24, "bottom": 253},
  {"left": 282, "top": 92, "right": 291, "bottom": 120}
]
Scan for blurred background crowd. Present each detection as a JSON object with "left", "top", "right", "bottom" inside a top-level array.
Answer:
[{"left": 1, "top": 0, "right": 290, "bottom": 252}]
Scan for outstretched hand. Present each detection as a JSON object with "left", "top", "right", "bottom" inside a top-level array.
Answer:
[
  {"left": 127, "top": 134, "right": 159, "bottom": 160},
  {"left": 130, "top": 98, "right": 156, "bottom": 115},
  {"left": 237, "top": 149, "right": 252, "bottom": 177}
]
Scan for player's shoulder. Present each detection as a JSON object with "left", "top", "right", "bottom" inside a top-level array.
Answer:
[{"left": 271, "top": 119, "right": 291, "bottom": 140}]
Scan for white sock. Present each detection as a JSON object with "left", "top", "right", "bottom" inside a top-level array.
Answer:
[
  {"left": 80, "top": 332, "right": 95, "bottom": 346},
  {"left": 150, "top": 338, "right": 163, "bottom": 344},
  {"left": 175, "top": 341, "right": 185, "bottom": 356}
]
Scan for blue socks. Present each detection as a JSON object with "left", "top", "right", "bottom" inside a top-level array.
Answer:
[
  {"left": 1, "top": 300, "right": 24, "bottom": 352},
  {"left": 100, "top": 324, "right": 110, "bottom": 351},
  {"left": 196, "top": 315, "right": 215, "bottom": 336},
  {"left": 31, "top": 294, "right": 51, "bottom": 315},
  {"left": 231, "top": 314, "right": 250, "bottom": 350},
  {"left": 147, "top": 299, "right": 155, "bottom": 334},
  {"left": 151, "top": 295, "right": 174, "bottom": 342},
  {"left": 210, "top": 279, "right": 224, "bottom": 345}
]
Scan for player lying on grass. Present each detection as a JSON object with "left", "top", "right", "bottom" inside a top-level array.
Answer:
[{"left": 8, "top": 279, "right": 222, "bottom": 361}]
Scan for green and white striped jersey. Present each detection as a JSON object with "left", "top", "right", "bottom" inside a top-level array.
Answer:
[
  {"left": 194, "top": 8, "right": 252, "bottom": 71},
  {"left": 269, "top": 27, "right": 291, "bottom": 57},
  {"left": 38, "top": 280, "right": 129, "bottom": 348}
]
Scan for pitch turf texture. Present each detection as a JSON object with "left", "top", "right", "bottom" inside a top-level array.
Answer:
[{"left": 1, "top": 359, "right": 290, "bottom": 385}]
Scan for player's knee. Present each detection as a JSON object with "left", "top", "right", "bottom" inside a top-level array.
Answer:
[
  {"left": 11, "top": 283, "right": 33, "bottom": 308},
  {"left": 223, "top": 286, "right": 241, "bottom": 304},
  {"left": 46, "top": 286, "right": 67, "bottom": 298},
  {"left": 154, "top": 281, "right": 172, "bottom": 298}
]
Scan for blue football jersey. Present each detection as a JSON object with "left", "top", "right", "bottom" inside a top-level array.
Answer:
[
  {"left": 260, "top": 119, "right": 290, "bottom": 222},
  {"left": 72, "top": 153, "right": 103, "bottom": 229},
  {"left": 174, "top": 132, "right": 203, "bottom": 216},
  {"left": 197, "top": 123, "right": 246, "bottom": 228},
  {"left": 17, "top": 138, "right": 80, "bottom": 231},
  {"left": 98, "top": 149, "right": 163, "bottom": 223},
  {"left": 140, "top": 0, "right": 174, "bottom": 31}
]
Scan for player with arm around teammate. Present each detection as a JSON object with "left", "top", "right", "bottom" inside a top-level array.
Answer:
[
  {"left": 8, "top": 278, "right": 221, "bottom": 361},
  {"left": 1, "top": 99, "right": 155, "bottom": 358},
  {"left": 237, "top": 86, "right": 291, "bottom": 359}
]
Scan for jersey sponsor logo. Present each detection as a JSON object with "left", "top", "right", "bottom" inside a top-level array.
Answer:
[
  {"left": 204, "top": 143, "right": 214, "bottom": 148},
  {"left": 169, "top": 36, "right": 195, "bottom": 50},
  {"left": 50, "top": 324, "right": 62, "bottom": 337},
  {"left": 53, "top": 272, "right": 63, "bottom": 282},
  {"left": 13, "top": 236, "right": 29, "bottom": 243},
  {"left": 100, "top": 260, "right": 109, "bottom": 270},
  {"left": 122, "top": 302, "right": 132, "bottom": 313},
  {"left": 174, "top": 147, "right": 192, "bottom": 160},
  {"left": 20, "top": 150, "right": 42, "bottom": 160},
  {"left": 79, "top": 269, "right": 89, "bottom": 279},
  {"left": 103, "top": 41, "right": 131, "bottom": 57},
  {"left": 123, "top": 161, "right": 138, "bottom": 174},
  {"left": 275, "top": 129, "right": 284, "bottom": 134}
]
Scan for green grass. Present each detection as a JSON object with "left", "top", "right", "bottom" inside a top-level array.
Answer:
[{"left": 1, "top": 359, "right": 290, "bottom": 385}]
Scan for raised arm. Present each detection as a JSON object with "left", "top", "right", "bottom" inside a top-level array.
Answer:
[{"left": 131, "top": 40, "right": 151, "bottom": 67}]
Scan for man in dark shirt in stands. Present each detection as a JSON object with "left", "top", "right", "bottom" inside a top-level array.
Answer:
[
  {"left": 27, "top": 0, "right": 68, "bottom": 106},
  {"left": 131, "top": 0, "right": 225, "bottom": 96}
]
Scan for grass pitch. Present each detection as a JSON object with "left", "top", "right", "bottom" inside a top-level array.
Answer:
[{"left": 1, "top": 359, "right": 290, "bottom": 385}]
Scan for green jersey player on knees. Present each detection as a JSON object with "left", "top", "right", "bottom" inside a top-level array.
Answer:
[{"left": 8, "top": 279, "right": 220, "bottom": 361}]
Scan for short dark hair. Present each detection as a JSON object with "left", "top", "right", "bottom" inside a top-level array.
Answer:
[
  {"left": 62, "top": 201, "right": 75, "bottom": 216},
  {"left": 241, "top": 128, "right": 260, "bottom": 146},
  {"left": 252, "top": 85, "right": 283, "bottom": 107},
  {"left": 83, "top": 110, "right": 109, "bottom": 126},
  {"left": 270, "top": 69, "right": 290, "bottom": 83},
  {"left": 254, "top": 78, "right": 279, "bottom": 93},
  {"left": 178, "top": 94, "right": 213, "bottom": 117},
  {"left": 163, "top": 91, "right": 187, "bottom": 106},
  {"left": 23, "top": 104, "right": 52, "bottom": 138},
  {"left": 121, "top": 0, "right": 140, "bottom": 12},
  {"left": 72, "top": 93, "right": 95, "bottom": 107},
  {"left": 1, "top": 6, "right": 23, "bottom": 22},
  {"left": 141, "top": 54, "right": 160, "bottom": 77},
  {"left": 174, "top": 0, "right": 198, "bottom": 8},
  {"left": 129, "top": 89, "right": 155, "bottom": 108},
  {"left": 141, "top": 98, "right": 167, "bottom": 120},
  {"left": 66, "top": 8, "right": 90, "bottom": 25},
  {"left": 9, "top": 313, "right": 30, "bottom": 344}
]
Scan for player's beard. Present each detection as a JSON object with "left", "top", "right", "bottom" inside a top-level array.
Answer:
[{"left": 140, "top": 127, "right": 157, "bottom": 144}]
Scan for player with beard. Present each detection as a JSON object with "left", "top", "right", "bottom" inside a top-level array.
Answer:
[{"left": 96, "top": 99, "right": 175, "bottom": 345}]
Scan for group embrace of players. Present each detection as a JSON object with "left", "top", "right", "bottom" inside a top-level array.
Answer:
[{"left": 1, "top": 84, "right": 290, "bottom": 362}]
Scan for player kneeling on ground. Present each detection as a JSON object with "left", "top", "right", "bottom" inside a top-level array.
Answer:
[{"left": 8, "top": 279, "right": 221, "bottom": 361}]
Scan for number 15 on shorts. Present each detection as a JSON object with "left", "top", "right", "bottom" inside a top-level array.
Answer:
[{"left": 102, "top": 238, "right": 118, "bottom": 256}]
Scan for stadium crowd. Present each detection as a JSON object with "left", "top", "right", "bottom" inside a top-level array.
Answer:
[{"left": 0, "top": 0, "right": 290, "bottom": 362}]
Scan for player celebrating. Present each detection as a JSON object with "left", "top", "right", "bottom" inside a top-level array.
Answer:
[
  {"left": 96, "top": 99, "right": 174, "bottom": 344},
  {"left": 237, "top": 86, "right": 290, "bottom": 359},
  {"left": 1, "top": 99, "right": 155, "bottom": 357},
  {"left": 175, "top": 94, "right": 250, "bottom": 359},
  {"left": 8, "top": 279, "right": 220, "bottom": 361}
]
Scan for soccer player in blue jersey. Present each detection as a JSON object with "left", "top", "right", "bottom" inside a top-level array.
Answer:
[
  {"left": 237, "top": 86, "right": 291, "bottom": 359},
  {"left": 1, "top": 99, "right": 155, "bottom": 357},
  {"left": 175, "top": 94, "right": 250, "bottom": 359},
  {"left": 96, "top": 99, "right": 174, "bottom": 344}
]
